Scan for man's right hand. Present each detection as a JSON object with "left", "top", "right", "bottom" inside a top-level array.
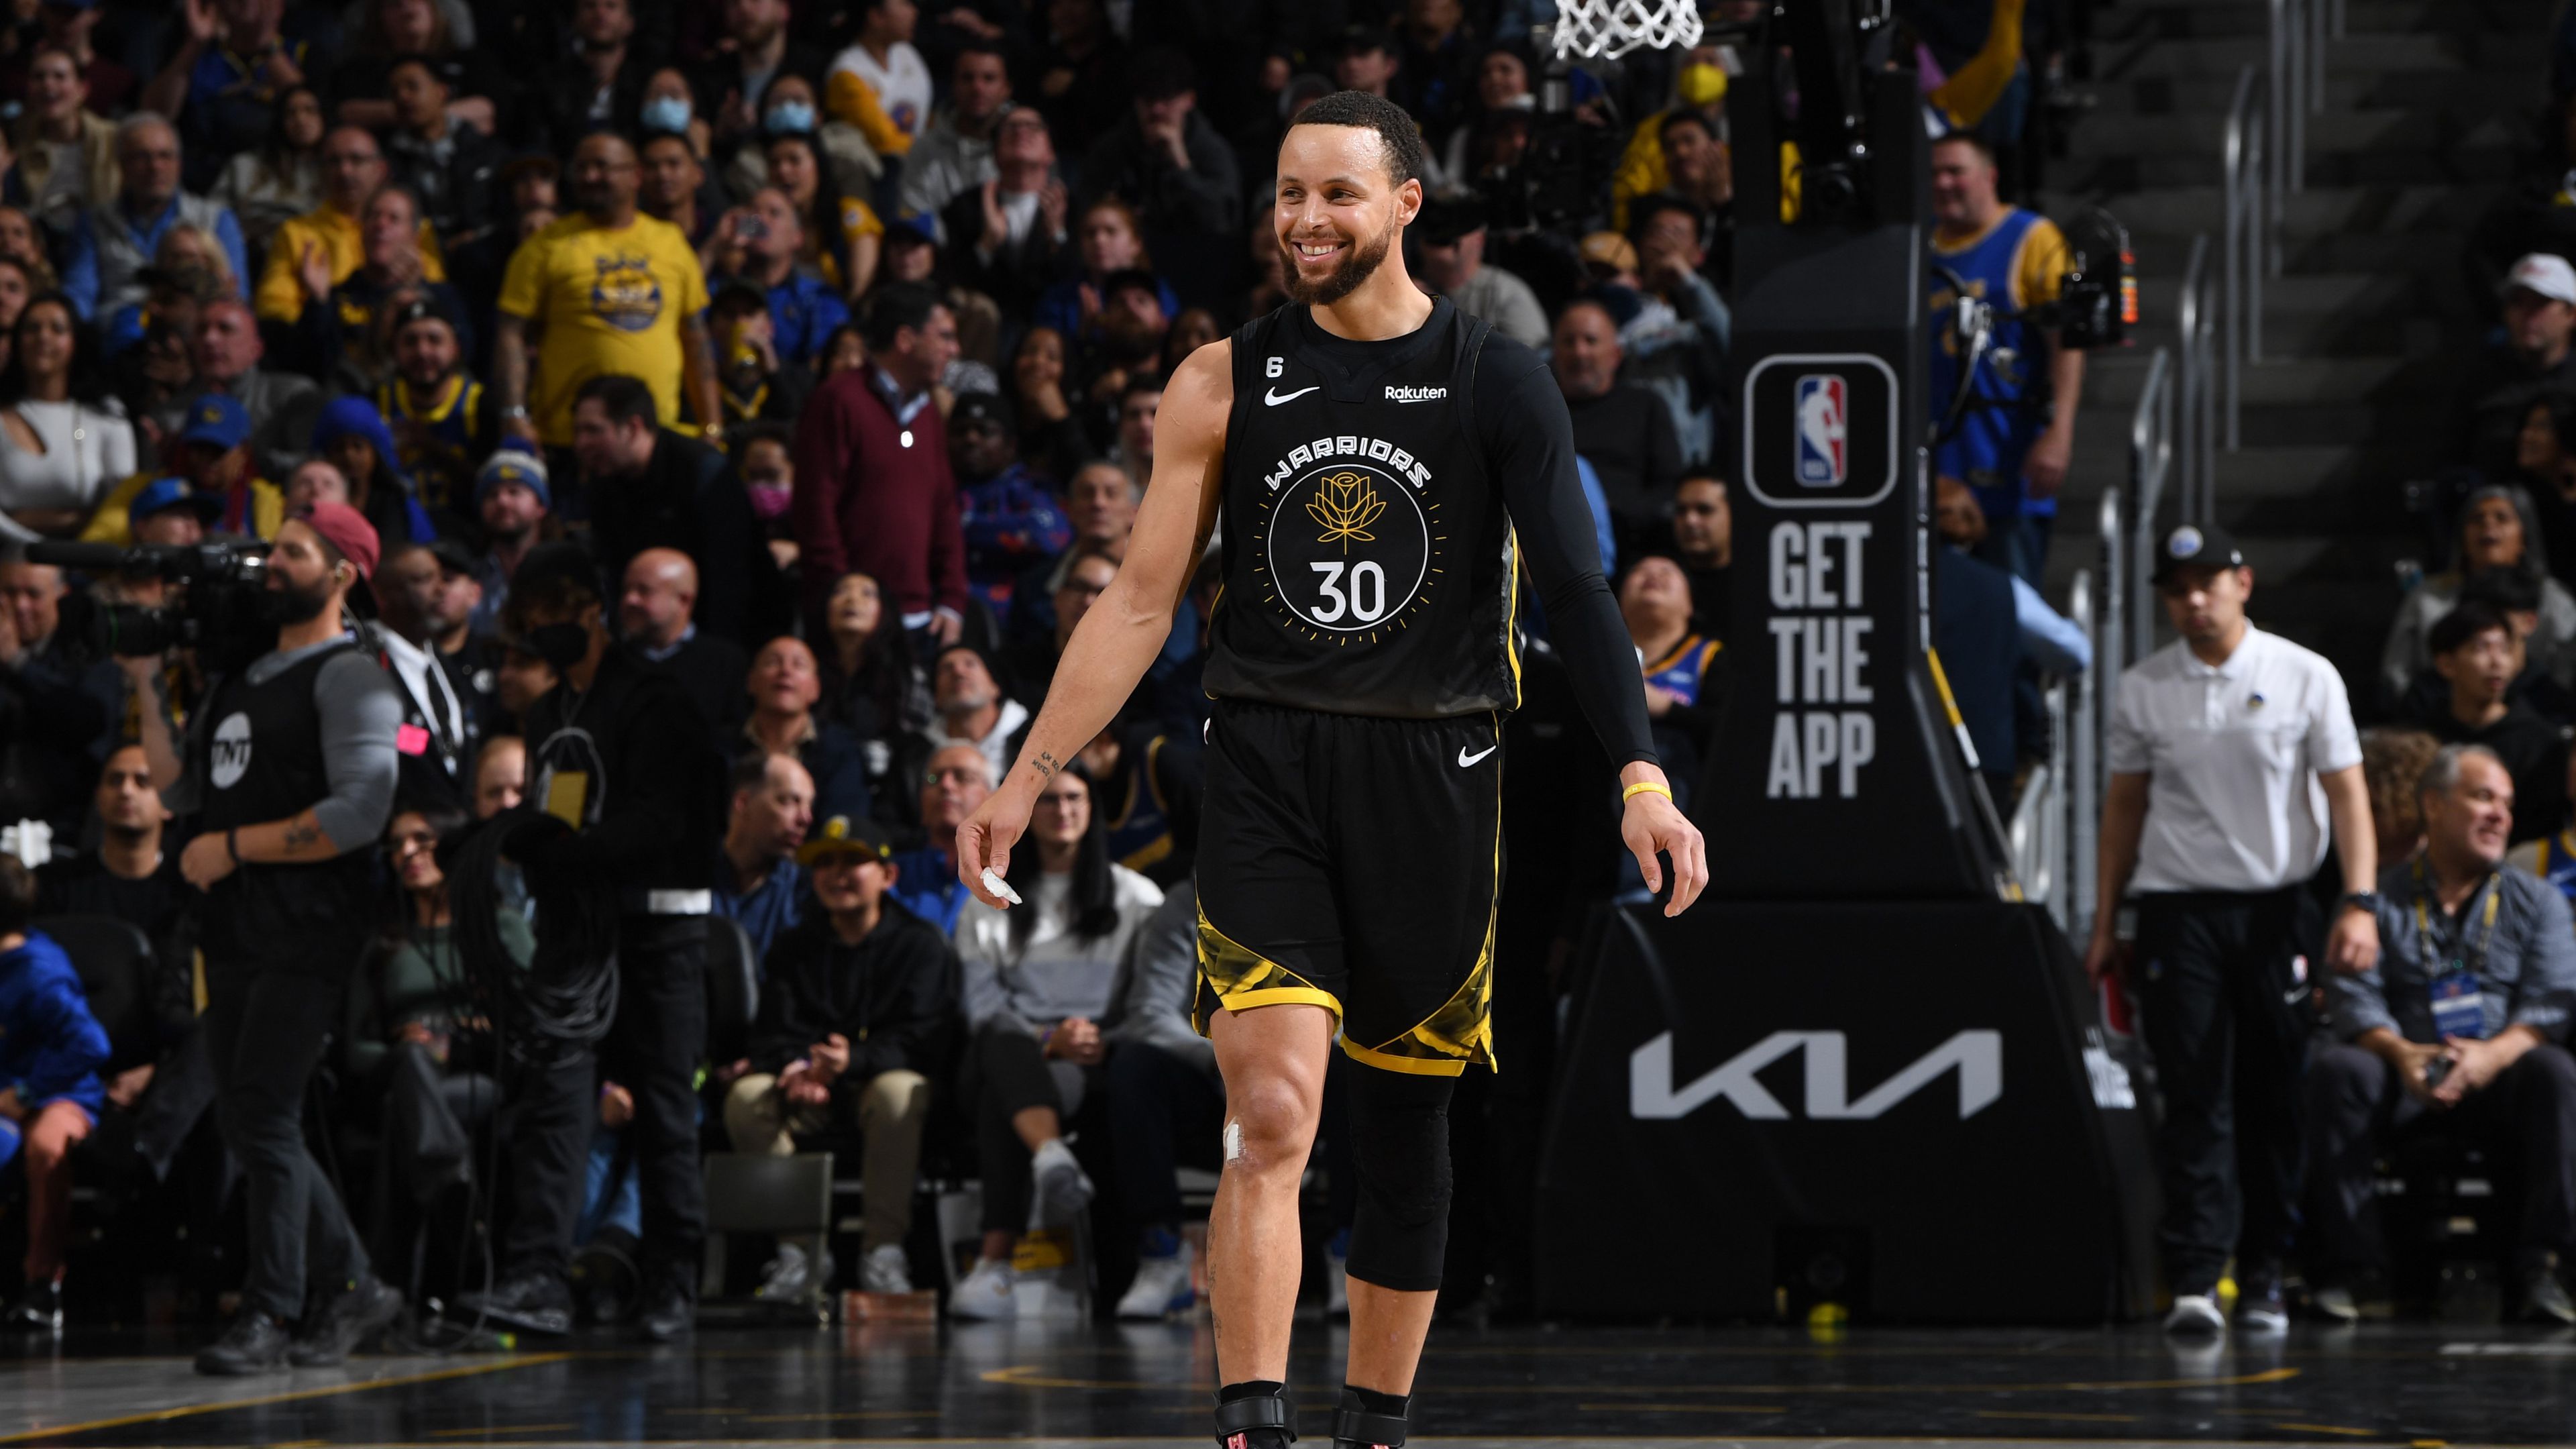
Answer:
[
  {"left": 2082, "top": 929, "right": 2128, "bottom": 986},
  {"left": 956, "top": 775, "right": 1036, "bottom": 909}
]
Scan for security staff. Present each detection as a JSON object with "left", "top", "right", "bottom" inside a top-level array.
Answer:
[
  {"left": 458, "top": 543, "right": 724, "bottom": 1343},
  {"left": 2089, "top": 523, "right": 2379, "bottom": 1339},
  {"left": 129, "top": 504, "right": 408, "bottom": 1375}
]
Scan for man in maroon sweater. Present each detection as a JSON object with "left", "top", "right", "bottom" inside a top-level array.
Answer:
[{"left": 789, "top": 282, "right": 971, "bottom": 645}]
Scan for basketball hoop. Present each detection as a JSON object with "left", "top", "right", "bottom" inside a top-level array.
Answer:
[{"left": 1550, "top": 0, "right": 1704, "bottom": 60}]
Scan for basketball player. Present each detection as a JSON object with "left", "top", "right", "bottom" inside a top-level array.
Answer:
[{"left": 957, "top": 92, "right": 1705, "bottom": 1449}]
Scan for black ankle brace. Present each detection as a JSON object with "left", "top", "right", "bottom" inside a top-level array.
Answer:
[
  {"left": 1214, "top": 1381, "right": 1296, "bottom": 1449},
  {"left": 1334, "top": 1386, "right": 1408, "bottom": 1448}
]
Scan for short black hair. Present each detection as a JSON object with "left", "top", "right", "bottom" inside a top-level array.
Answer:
[
  {"left": 1628, "top": 193, "right": 1705, "bottom": 245},
  {"left": 735, "top": 419, "right": 794, "bottom": 455},
  {"left": 955, "top": 38, "right": 1008, "bottom": 67},
  {"left": 574, "top": 373, "right": 657, "bottom": 430},
  {"left": 2430, "top": 598, "right": 2513, "bottom": 659},
  {"left": 710, "top": 281, "right": 769, "bottom": 321},
  {"left": 1288, "top": 89, "right": 1425, "bottom": 190},
  {"left": 1658, "top": 109, "right": 1717, "bottom": 146},
  {"left": 862, "top": 281, "right": 945, "bottom": 351},
  {"left": 1128, "top": 45, "right": 1197, "bottom": 101},
  {"left": 1933, "top": 131, "right": 1997, "bottom": 166},
  {"left": 0, "top": 853, "right": 32, "bottom": 939}
]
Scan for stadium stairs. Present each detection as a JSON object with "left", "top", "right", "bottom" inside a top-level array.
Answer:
[{"left": 2041, "top": 0, "right": 2555, "bottom": 691}]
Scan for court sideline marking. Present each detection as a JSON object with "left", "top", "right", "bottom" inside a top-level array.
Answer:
[{"left": 0, "top": 1352, "right": 572, "bottom": 1444}]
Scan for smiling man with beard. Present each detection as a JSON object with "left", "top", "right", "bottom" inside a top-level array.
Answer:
[
  {"left": 125, "top": 503, "right": 407, "bottom": 1375},
  {"left": 954, "top": 90, "right": 1702, "bottom": 1448}
]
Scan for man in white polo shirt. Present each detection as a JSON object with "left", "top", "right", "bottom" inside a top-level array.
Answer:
[{"left": 2089, "top": 523, "right": 2380, "bottom": 1338}]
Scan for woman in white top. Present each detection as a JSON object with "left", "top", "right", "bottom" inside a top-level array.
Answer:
[
  {"left": 949, "top": 761, "right": 1163, "bottom": 1320},
  {"left": 0, "top": 294, "right": 136, "bottom": 541}
]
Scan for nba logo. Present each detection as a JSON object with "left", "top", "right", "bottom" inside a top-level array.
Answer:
[{"left": 1794, "top": 374, "right": 1846, "bottom": 486}]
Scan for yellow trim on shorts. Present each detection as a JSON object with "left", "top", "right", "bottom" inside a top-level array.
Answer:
[
  {"left": 1218, "top": 986, "right": 1346, "bottom": 1022},
  {"left": 1341, "top": 1038, "right": 1469, "bottom": 1076},
  {"left": 1195, "top": 904, "right": 1344, "bottom": 1035}
]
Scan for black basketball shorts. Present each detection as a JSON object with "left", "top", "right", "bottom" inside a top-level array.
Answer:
[{"left": 1191, "top": 698, "right": 1502, "bottom": 1076}]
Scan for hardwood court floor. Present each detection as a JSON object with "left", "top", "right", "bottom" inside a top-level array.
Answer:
[{"left": 0, "top": 1318, "right": 2565, "bottom": 1446}]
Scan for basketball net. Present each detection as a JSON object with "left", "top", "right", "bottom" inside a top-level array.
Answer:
[{"left": 1551, "top": 0, "right": 1704, "bottom": 60}]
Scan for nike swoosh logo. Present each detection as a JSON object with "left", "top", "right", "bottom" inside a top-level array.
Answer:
[
  {"left": 1265, "top": 386, "right": 1319, "bottom": 406},
  {"left": 1458, "top": 745, "right": 1497, "bottom": 767}
]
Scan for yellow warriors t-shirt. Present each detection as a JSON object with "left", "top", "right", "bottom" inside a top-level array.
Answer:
[{"left": 497, "top": 211, "right": 710, "bottom": 445}]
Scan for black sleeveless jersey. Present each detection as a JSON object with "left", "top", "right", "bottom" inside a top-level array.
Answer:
[{"left": 1203, "top": 297, "right": 1519, "bottom": 720}]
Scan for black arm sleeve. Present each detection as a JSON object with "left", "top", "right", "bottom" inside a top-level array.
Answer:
[{"left": 1477, "top": 343, "right": 1660, "bottom": 771}]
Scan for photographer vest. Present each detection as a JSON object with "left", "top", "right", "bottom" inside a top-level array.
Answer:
[{"left": 197, "top": 641, "right": 378, "bottom": 965}]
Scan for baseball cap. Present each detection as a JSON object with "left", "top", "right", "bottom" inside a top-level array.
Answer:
[
  {"left": 951, "top": 390, "right": 1014, "bottom": 432},
  {"left": 2504, "top": 253, "right": 2576, "bottom": 306},
  {"left": 178, "top": 394, "right": 250, "bottom": 452},
  {"left": 1578, "top": 231, "right": 1639, "bottom": 276},
  {"left": 128, "top": 478, "right": 221, "bottom": 525},
  {"left": 885, "top": 211, "right": 938, "bottom": 247},
  {"left": 476, "top": 447, "right": 551, "bottom": 508},
  {"left": 425, "top": 537, "right": 479, "bottom": 578},
  {"left": 295, "top": 500, "right": 382, "bottom": 582},
  {"left": 796, "top": 813, "right": 894, "bottom": 867},
  {"left": 2149, "top": 522, "right": 2247, "bottom": 583}
]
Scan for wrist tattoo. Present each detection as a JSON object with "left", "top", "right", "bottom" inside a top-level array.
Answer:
[
  {"left": 1032, "top": 751, "right": 1061, "bottom": 782},
  {"left": 282, "top": 817, "right": 320, "bottom": 851}
]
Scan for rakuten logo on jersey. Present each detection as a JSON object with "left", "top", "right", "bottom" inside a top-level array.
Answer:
[{"left": 1384, "top": 385, "right": 1447, "bottom": 403}]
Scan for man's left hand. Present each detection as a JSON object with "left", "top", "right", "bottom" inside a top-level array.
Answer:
[
  {"left": 2023, "top": 427, "right": 2073, "bottom": 500},
  {"left": 2434, "top": 1036, "right": 2500, "bottom": 1106},
  {"left": 180, "top": 831, "right": 237, "bottom": 890},
  {"left": 2325, "top": 904, "right": 2379, "bottom": 976},
  {"left": 1619, "top": 786, "right": 1708, "bottom": 918}
]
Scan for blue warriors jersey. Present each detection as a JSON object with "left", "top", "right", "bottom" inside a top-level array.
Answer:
[
  {"left": 378, "top": 376, "right": 485, "bottom": 519},
  {"left": 1928, "top": 207, "right": 2070, "bottom": 522},
  {"left": 1644, "top": 635, "right": 1721, "bottom": 707},
  {"left": 2512, "top": 831, "right": 2576, "bottom": 916},
  {"left": 1105, "top": 735, "right": 1177, "bottom": 874}
]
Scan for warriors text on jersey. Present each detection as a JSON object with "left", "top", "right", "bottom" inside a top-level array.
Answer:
[{"left": 1208, "top": 297, "right": 1518, "bottom": 720}]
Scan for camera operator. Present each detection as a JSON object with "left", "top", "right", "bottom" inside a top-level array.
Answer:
[
  {"left": 124, "top": 502, "right": 408, "bottom": 1376},
  {"left": 460, "top": 541, "right": 722, "bottom": 1344}
]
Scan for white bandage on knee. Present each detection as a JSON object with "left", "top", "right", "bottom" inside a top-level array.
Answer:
[{"left": 1223, "top": 1120, "right": 1245, "bottom": 1165}]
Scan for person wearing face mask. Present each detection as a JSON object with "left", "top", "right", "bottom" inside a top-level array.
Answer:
[
  {"left": 735, "top": 423, "right": 801, "bottom": 575},
  {"left": 458, "top": 541, "right": 724, "bottom": 1344},
  {"left": 686, "top": 0, "right": 828, "bottom": 155},
  {"left": 121, "top": 502, "right": 409, "bottom": 1375}
]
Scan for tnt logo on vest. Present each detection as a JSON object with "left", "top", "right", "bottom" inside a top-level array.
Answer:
[
  {"left": 1741, "top": 354, "right": 1897, "bottom": 509},
  {"left": 210, "top": 712, "right": 252, "bottom": 790}
]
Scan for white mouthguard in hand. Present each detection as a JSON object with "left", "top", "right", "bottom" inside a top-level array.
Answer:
[{"left": 981, "top": 867, "right": 1023, "bottom": 906}]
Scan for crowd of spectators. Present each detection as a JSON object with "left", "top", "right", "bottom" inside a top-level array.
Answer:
[{"left": 0, "top": 0, "right": 2105, "bottom": 1342}]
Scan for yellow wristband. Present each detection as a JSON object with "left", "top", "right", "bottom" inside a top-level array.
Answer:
[{"left": 1622, "top": 781, "right": 1672, "bottom": 804}]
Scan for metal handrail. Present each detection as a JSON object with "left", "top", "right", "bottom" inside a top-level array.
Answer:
[
  {"left": 2128, "top": 347, "right": 2174, "bottom": 665},
  {"left": 2068, "top": 567, "right": 2098, "bottom": 941},
  {"left": 2222, "top": 64, "right": 2269, "bottom": 449},
  {"left": 2175, "top": 234, "right": 2216, "bottom": 524}
]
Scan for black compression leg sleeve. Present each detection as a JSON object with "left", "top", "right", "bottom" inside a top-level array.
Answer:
[{"left": 1342, "top": 1066, "right": 1456, "bottom": 1293}]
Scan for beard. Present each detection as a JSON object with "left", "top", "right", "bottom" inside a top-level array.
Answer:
[
  {"left": 1282, "top": 216, "right": 1399, "bottom": 307},
  {"left": 264, "top": 574, "right": 334, "bottom": 625}
]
